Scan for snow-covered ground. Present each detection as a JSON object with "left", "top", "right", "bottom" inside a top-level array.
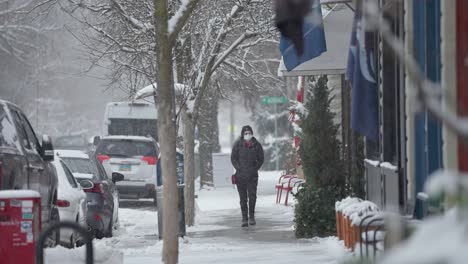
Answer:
[{"left": 46, "top": 171, "right": 347, "bottom": 263}]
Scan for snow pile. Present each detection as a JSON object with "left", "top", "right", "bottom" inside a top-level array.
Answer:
[
  {"left": 335, "top": 197, "right": 362, "bottom": 212},
  {"left": 336, "top": 197, "right": 380, "bottom": 226},
  {"left": 380, "top": 162, "right": 398, "bottom": 171},
  {"left": 313, "top": 236, "right": 349, "bottom": 261},
  {"left": 380, "top": 208, "right": 468, "bottom": 264},
  {"left": 364, "top": 159, "right": 380, "bottom": 167},
  {"left": 46, "top": 245, "right": 123, "bottom": 264}
]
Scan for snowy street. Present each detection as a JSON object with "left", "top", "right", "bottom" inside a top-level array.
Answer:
[{"left": 45, "top": 172, "right": 347, "bottom": 264}]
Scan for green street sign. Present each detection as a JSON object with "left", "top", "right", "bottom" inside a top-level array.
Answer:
[{"left": 261, "top": 96, "right": 288, "bottom": 105}]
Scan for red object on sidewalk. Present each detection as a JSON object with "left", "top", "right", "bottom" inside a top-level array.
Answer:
[
  {"left": 275, "top": 174, "right": 302, "bottom": 206},
  {"left": 0, "top": 190, "right": 41, "bottom": 264},
  {"left": 457, "top": 0, "right": 468, "bottom": 172}
]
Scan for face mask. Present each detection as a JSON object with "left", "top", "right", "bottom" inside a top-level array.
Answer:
[{"left": 244, "top": 134, "right": 253, "bottom": 141}]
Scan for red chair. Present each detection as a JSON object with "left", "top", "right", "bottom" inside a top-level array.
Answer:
[{"left": 275, "top": 175, "right": 298, "bottom": 206}]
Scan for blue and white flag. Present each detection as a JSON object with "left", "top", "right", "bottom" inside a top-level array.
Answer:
[
  {"left": 346, "top": 6, "right": 378, "bottom": 141},
  {"left": 280, "top": 0, "right": 327, "bottom": 72}
]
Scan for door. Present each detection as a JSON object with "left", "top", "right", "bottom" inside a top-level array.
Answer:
[
  {"left": 14, "top": 111, "right": 50, "bottom": 219},
  {"left": 95, "top": 157, "right": 117, "bottom": 224}
]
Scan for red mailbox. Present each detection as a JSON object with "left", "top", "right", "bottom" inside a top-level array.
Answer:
[{"left": 0, "top": 190, "right": 41, "bottom": 264}]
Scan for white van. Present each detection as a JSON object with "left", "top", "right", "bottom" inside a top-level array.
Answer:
[{"left": 103, "top": 101, "right": 158, "bottom": 140}]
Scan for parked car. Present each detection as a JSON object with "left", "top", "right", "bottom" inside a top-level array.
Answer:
[
  {"left": 50, "top": 151, "right": 87, "bottom": 247},
  {"left": 95, "top": 136, "right": 159, "bottom": 204},
  {"left": 0, "top": 100, "right": 60, "bottom": 246},
  {"left": 57, "top": 150, "right": 123, "bottom": 238}
]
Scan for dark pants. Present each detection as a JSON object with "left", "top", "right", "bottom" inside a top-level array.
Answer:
[{"left": 236, "top": 177, "right": 258, "bottom": 220}]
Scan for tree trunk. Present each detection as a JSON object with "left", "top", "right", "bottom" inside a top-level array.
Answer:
[
  {"left": 154, "top": 0, "right": 179, "bottom": 263},
  {"left": 198, "top": 87, "right": 220, "bottom": 188},
  {"left": 182, "top": 110, "right": 196, "bottom": 226}
]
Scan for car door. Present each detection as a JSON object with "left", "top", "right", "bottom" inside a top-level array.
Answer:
[
  {"left": 61, "top": 161, "right": 84, "bottom": 219},
  {"left": 90, "top": 158, "right": 114, "bottom": 222},
  {"left": 14, "top": 111, "right": 50, "bottom": 217},
  {"left": 95, "top": 157, "right": 118, "bottom": 222}
]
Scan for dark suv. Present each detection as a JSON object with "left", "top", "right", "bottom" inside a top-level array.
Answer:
[{"left": 0, "top": 100, "right": 59, "bottom": 245}]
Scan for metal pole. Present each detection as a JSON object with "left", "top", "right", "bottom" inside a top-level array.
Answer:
[{"left": 275, "top": 103, "right": 279, "bottom": 171}]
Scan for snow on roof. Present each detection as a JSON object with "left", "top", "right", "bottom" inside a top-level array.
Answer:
[
  {"left": 102, "top": 135, "right": 154, "bottom": 142},
  {"left": 105, "top": 101, "right": 157, "bottom": 120},
  {"left": 56, "top": 149, "right": 89, "bottom": 159},
  {"left": 0, "top": 190, "right": 41, "bottom": 199},
  {"left": 134, "top": 83, "right": 189, "bottom": 100}
]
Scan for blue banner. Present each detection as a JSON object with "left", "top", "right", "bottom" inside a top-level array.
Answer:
[
  {"left": 280, "top": 0, "right": 327, "bottom": 71},
  {"left": 346, "top": 7, "right": 378, "bottom": 141}
]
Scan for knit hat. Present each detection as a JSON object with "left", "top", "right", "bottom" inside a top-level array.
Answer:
[{"left": 241, "top": 125, "right": 253, "bottom": 137}]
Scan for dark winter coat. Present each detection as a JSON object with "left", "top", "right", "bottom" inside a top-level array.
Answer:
[{"left": 231, "top": 137, "right": 264, "bottom": 182}]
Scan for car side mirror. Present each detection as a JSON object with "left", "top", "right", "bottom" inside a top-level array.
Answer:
[
  {"left": 80, "top": 180, "right": 94, "bottom": 190},
  {"left": 112, "top": 172, "right": 124, "bottom": 183},
  {"left": 41, "top": 135, "right": 54, "bottom": 161}
]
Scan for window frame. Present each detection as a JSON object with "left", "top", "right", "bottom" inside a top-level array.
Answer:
[{"left": 61, "top": 160, "right": 79, "bottom": 188}]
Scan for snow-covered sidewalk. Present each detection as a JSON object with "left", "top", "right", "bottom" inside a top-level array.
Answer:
[{"left": 46, "top": 171, "right": 347, "bottom": 263}]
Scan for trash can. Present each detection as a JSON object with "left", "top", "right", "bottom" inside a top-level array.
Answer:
[
  {"left": 0, "top": 190, "right": 41, "bottom": 264},
  {"left": 156, "top": 185, "right": 186, "bottom": 239},
  {"left": 156, "top": 151, "right": 186, "bottom": 240}
]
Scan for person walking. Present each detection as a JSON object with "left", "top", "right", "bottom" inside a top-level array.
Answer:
[{"left": 231, "top": 125, "right": 264, "bottom": 227}]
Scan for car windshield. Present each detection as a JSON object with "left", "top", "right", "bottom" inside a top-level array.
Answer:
[
  {"left": 61, "top": 157, "right": 99, "bottom": 181},
  {"left": 0, "top": 106, "right": 19, "bottom": 150},
  {"left": 96, "top": 139, "right": 157, "bottom": 158}
]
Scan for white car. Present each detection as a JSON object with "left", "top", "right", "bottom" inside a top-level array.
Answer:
[
  {"left": 51, "top": 151, "right": 87, "bottom": 248},
  {"left": 95, "top": 136, "right": 159, "bottom": 203}
]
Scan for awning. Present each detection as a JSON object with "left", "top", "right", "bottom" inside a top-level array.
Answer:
[{"left": 278, "top": 4, "right": 354, "bottom": 77}]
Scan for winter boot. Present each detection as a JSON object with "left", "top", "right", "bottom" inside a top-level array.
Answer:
[
  {"left": 241, "top": 219, "right": 249, "bottom": 227},
  {"left": 249, "top": 216, "right": 256, "bottom": 226},
  {"left": 241, "top": 209, "right": 249, "bottom": 227}
]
